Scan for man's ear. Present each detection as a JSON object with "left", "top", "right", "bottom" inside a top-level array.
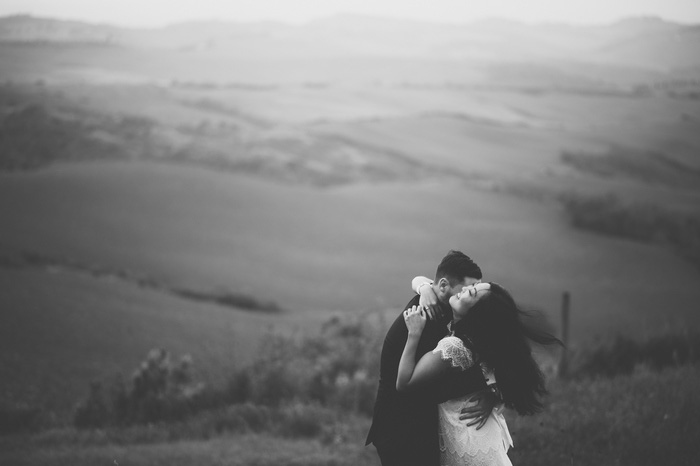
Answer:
[{"left": 437, "top": 278, "right": 450, "bottom": 292}]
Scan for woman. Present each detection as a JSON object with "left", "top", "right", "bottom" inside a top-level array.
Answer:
[{"left": 397, "top": 282, "right": 560, "bottom": 465}]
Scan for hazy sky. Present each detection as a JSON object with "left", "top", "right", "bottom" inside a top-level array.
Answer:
[{"left": 2, "top": 0, "right": 700, "bottom": 27}]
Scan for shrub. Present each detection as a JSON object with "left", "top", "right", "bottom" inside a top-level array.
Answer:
[
  {"left": 178, "top": 403, "right": 272, "bottom": 438},
  {"left": 74, "top": 382, "right": 111, "bottom": 429},
  {"left": 571, "top": 333, "right": 700, "bottom": 379},
  {"left": 72, "top": 312, "right": 386, "bottom": 435},
  {"left": 74, "top": 349, "right": 206, "bottom": 429},
  {"left": 225, "top": 314, "right": 383, "bottom": 414},
  {"left": 573, "top": 335, "right": 639, "bottom": 377},
  {"left": 276, "top": 402, "right": 327, "bottom": 438},
  {"left": 225, "top": 368, "right": 252, "bottom": 404}
]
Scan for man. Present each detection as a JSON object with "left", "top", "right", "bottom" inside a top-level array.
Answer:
[{"left": 366, "top": 250, "right": 499, "bottom": 466}]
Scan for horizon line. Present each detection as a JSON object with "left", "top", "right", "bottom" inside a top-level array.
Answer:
[{"left": 1, "top": 11, "right": 696, "bottom": 30}]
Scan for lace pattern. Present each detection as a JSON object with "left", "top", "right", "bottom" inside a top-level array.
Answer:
[
  {"left": 438, "top": 396, "right": 513, "bottom": 466},
  {"left": 432, "top": 336, "right": 474, "bottom": 370},
  {"left": 433, "top": 336, "right": 513, "bottom": 465}
]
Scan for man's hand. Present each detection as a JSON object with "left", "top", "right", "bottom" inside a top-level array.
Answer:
[
  {"left": 418, "top": 284, "right": 440, "bottom": 320},
  {"left": 458, "top": 388, "right": 500, "bottom": 430}
]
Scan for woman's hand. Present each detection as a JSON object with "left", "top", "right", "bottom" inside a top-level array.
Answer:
[
  {"left": 403, "top": 305, "right": 427, "bottom": 336},
  {"left": 418, "top": 284, "right": 440, "bottom": 320},
  {"left": 397, "top": 305, "right": 428, "bottom": 391}
]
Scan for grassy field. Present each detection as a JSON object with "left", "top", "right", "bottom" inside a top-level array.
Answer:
[
  {"left": 1, "top": 136, "right": 699, "bottom": 427},
  {"left": 0, "top": 265, "right": 334, "bottom": 421},
  {"left": 1, "top": 160, "right": 698, "bottom": 329},
  {"left": 0, "top": 431, "right": 381, "bottom": 466},
  {"left": 507, "top": 363, "right": 700, "bottom": 465},
  {"left": 2, "top": 363, "right": 698, "bottom": 466},
  {"left": 1, "top": 20, "right": 700, "bottom": 459}
]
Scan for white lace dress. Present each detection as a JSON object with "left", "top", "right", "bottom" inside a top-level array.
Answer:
[{"left": 433, "top": 336, "right": 514, "bottom": 466}]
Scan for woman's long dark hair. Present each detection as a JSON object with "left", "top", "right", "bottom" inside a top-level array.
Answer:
[{"left": 453, "top": 283, "right": 561, "bottom": 415}]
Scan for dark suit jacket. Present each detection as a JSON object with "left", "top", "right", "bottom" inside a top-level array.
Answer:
[{"left": 365, "top": 295, "right": 488, "bottom": 464}]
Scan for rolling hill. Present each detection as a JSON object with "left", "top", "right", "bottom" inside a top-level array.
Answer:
[{"left": 1, "top": 13, "right": 699, "bottom": 424}]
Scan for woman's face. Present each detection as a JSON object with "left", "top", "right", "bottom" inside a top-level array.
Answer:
[{"left": 449, "top": 282, "right": 491, "bottom": 320}]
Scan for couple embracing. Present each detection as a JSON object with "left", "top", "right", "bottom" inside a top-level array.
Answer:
[{"left": 366, "top": 250, "right": 560, "bottom": 466}]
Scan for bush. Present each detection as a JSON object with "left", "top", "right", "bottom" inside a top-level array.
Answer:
[
  {"left": 225, "top": 368, "right": 252, "bottom": 404},
  {"left": 74, "top": 382, "right": 111, "bottom": 429},
  {"left": 180, "top": 403, "right": 273, "bottom": 438},
  {"left": 72, "top": 313, "right": 386, "bottom": 436},
  {"left": 184, "top": 402, "right": 336, "bottom": 439},
  {"left": 276, "top": 402, "right": 328, "bottom": 438},
  {"left": 225, "top": 314, "right": 383, "bottom": 415},
  {"left": 571, "top": 333, "right": 700, "bottom": 379},
  {"left": 70, "top": 310, "right": 385, "bottom": 434},
  {"left": 507, "top": 364, "right": 700, "bottom": 466},
  {"left": 74, "top": 349, "right": 207, "bottom": 429}
]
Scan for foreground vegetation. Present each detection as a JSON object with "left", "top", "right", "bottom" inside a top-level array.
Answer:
[
  {"left": 2, "top": 363, "right": 698, "bottom": 466},
  {"left": 508, "top": 364, "right": 700, "bottom": 465},
  {"left": 2, "top": 312, "right": 699, "bottom": 465}
]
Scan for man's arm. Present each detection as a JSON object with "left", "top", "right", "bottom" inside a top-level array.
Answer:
[{"left": 459, "top": 368, "right": 504, "bottom": 429}]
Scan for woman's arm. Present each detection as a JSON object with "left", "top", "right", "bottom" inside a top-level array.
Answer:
[
  {"left": 397, "top": 306, "right": 451, "bottom": 391},
  {"left": 411, "top": 276, "right": 440, "bottom": 320},
  {"left": 411, "top": 276, "right": 433, "bottom": 294}
]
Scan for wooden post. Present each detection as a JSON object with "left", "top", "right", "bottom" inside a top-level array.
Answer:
[{"left": 559, "top": 292, "right": 570, "bottom": 378}]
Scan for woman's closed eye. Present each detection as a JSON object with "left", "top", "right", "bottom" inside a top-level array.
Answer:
[{"left": 456, "top": 286, "right": 475, "bottom": 299}]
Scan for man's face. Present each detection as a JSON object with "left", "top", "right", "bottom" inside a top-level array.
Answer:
[{"left": 440, "top": 276, "right": 481, "bottom": 304}]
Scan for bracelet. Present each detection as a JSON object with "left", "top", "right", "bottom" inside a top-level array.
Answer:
[{"left": 417, "top": 281, "right": 432, "bottom": 294}]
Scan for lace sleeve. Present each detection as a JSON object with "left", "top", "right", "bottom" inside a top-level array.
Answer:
[{"left": 432, "top": 336, "right": 474, "bottom": 370}]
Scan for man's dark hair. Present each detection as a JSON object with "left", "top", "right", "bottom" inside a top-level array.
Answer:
[{"left": 434, "top": 250, "right": 482, "bottom": 285}]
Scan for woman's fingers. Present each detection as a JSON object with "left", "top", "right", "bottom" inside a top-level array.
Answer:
[{"left": 404, "top": 305, "right": 427, "bottom": 321}]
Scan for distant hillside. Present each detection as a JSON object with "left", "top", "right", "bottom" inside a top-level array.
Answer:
[
  {"left": 0, "top": 14, "right": 118, "bottom": 43},
  {"left": 1, "top": 14, "right": 699, "bottom": 68}
]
